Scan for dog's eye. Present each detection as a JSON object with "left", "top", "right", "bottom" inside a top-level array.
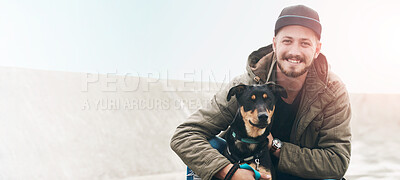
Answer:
[
  {"left": 251, "top": 95, "right": 256, "bottom": 100},
  {"left": 263, "top": 94, "right": 268, "bottom": 99}
]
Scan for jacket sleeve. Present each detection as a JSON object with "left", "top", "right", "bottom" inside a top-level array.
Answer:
[
  {"left": 170, "top": 77, "right": 243, "bottom": 180},
  {"left": 277, "top": 83, "right": 352, "bottom": 179}
]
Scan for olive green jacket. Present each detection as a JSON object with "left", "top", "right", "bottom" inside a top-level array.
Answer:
[{"left": 170, "top": 45, "right": 352, "bottom": 179}]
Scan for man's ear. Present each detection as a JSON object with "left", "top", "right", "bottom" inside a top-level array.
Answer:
[
  {"left": 313, "top": 41, "right": 322, "bottom": 59},
  {"left": 272, "top": 37, "right": 277, "bottom": 52},
  {"left": 227, "top": 85, "right": 247, "bottom": 102},
  {"left": 266, "top": 82, "right": 288, "bottom": 99}
]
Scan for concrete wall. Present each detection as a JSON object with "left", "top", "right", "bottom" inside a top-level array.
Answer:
[
  {"left": 1, "top": 67, "right": 399, "bottom": 179},
  {"left": 0, "top": 67, "right": 224, "bottom": 179}
]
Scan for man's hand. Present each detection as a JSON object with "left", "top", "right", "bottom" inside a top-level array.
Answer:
[
  {"left": 231, "top": 169, "right": 271, "bottom": 180},
  {"left": 267, "top": 133, "right": 281, "bottom": 158},
  {"left": 215, "top": 164, "right": 271, "bottom": 180},
  {"left": 267, "top": 133, "right": 273, "bottom": 150}
]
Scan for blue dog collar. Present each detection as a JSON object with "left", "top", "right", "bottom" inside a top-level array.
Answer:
[
  {"left": 239, "top": 163, "right": 261, "bottom": 180},
  {"left": 232, "top": 132, "right": 260, "bottom": 144}
]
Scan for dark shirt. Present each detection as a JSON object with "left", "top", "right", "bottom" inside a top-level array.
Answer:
[{"left": 271, "top": 90, "right": 304, "bottom": 180}]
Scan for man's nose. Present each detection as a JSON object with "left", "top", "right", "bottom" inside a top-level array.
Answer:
[{"left": 287, "top": 44, "right": 302, "bottom": 56}]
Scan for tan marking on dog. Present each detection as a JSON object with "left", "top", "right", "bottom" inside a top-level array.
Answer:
[
  {"left": 247, "top": 163, "right": 271, "bottom": 176},
  {"left": 251, "top": 94, "right": 256, "bottom": 100},
  {"left": 240, "top": 106, "right": 266, "bottom": 137},
  {"left": 266, "top": 105, "right": 275, "bottom": 125},
  {"left": 263, "top": 93, "right": 268, "bottom": 99},
  {"left": 235, "top": 141, "right": 257, "bottom": 151}
]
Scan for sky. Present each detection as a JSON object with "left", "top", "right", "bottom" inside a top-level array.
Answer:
[{"left": 1, "top": 0, "right": 399, "bottom": 93}]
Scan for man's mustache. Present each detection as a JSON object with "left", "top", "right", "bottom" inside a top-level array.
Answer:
[{"left": 281, "top": 54, "right": 305, "bottom": 62}]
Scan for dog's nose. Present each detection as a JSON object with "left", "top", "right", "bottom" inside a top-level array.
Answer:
[{"left": 258, "top": 112, "right": 268, "bottom": 122}]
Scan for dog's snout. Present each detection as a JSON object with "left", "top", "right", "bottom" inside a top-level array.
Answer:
[{"left": 258, "top": 112, "right": 268, "bottom": 122}]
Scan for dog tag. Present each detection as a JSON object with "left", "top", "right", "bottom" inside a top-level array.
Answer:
[{"left": 255, "top": 159, "right": 260, "bottom": 171}]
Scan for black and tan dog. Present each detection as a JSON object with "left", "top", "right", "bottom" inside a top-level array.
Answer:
[{"left": 224, "top": 83, "right": 287, "bottom": 179}]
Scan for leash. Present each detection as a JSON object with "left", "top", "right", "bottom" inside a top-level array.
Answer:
[
  {"left": 223, "top": 163, "right": 240, "bottom": 180},
  {"left": 240, "top": 163, "right": 261, "bottom": 180},
  {"left": 223, "top": 162, "right": 261, "bottom": 180}
]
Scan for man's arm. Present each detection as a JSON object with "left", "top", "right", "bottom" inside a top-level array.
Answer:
[
  {"left": 275, "top": 84, "right": 352, "bottom": 179},
  {"left": 170, "top": 78, "right": 241, "bottom": 180}
]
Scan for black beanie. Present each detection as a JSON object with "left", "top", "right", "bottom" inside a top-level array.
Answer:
[{"left": 275, "top": 5, "right": 321, "bottom": 40}]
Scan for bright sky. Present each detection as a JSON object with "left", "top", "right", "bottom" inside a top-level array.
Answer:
[{"left": 1, "top": 0, "right": 399, "bottom": 93}]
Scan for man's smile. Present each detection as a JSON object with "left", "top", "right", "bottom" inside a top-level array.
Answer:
[{"left": 286, "top": 58, "right": 302, "bottom": 64}]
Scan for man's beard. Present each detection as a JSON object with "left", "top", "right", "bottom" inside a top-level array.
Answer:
[{"left": 277, "top": 54, "right": 312, "bottom": 78}]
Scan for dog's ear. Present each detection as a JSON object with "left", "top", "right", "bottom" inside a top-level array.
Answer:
[
  {"left": 267, "top": 82, "right": 288, "bottom": 99},
  {"left": 227, "top": 84, "right": 247, "bottom": 102}
]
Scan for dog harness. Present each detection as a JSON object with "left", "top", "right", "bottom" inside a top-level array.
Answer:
[{"left": 224, "top": 106, "right": 269, "bottom": 179}]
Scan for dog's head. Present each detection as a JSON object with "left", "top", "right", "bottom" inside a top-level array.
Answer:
[{"left": 227, "top": 83, "right": 287, "bottom": 136}]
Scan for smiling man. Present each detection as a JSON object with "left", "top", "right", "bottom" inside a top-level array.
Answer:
[{"left": 171, "top": 5, "right": 351, "bottom": 180}]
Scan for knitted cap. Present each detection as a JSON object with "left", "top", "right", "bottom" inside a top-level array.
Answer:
[{"left": 275, "top": 5, "right": 321, "bottom": 40}]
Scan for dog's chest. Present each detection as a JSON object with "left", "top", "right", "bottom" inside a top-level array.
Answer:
[{"left": 234, "top": 140, "right": 257, "bottom": 152}]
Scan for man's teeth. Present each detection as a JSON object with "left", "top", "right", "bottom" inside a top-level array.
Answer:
[{"left": 287, "top": 59, "right": 300, "bottom": 63}]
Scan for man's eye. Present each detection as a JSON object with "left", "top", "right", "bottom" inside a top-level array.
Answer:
[
  {"left": 283, "top": 40, "right": 291, "bottom": 44},
  {"left": 301, "top": 42, "right": 311, "bottom": 46}
]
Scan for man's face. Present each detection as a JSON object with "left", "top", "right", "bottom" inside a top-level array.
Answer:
[{"left": 273, "top": 25, "right": 321, "bottom": 78}]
